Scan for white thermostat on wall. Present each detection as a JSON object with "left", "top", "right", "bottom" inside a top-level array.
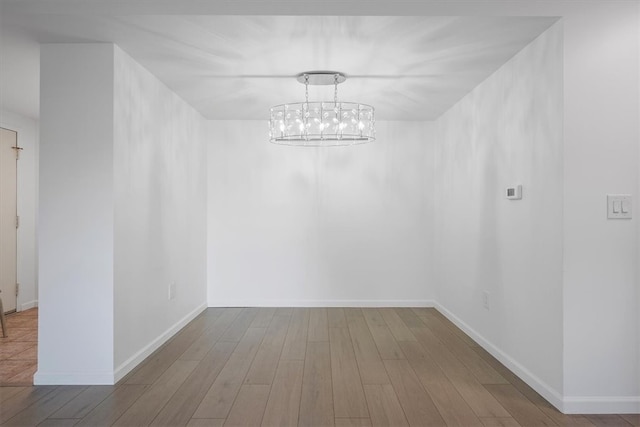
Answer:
[{"left": 506, "top": 185, "right": 523, "bottom": 200}]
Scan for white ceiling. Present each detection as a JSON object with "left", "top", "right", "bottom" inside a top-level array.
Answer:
[{"left": 0, "top": 7, "right": 557, "bottom": 120}]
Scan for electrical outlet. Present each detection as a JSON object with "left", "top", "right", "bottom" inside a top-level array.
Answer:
[
  {"left": 169, "top": 282, "right": 176, "bottom": 300},
  {"left": 482, "top": 291, "right": 490, "bottom": 310}
]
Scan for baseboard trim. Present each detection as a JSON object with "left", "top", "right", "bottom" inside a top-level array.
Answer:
[
  {"left": 208, "top": 299, "right": 436, "bottom": 308},
  {"left": 562, "top": 396, "right": 640, "bottom": 414},
  {"left": 433, "top": 302, "right": 565, "bottom": 412},
  {"left": 32, "top": 299, "right": 640, "bottom": 413},
  {"left": 113, "top": 303, "right": 207, "bottom": 383},
  {"left": 435, "top": 302, "right": 640, "bottom": 414},
  {"left": 20, "top": 300, "right": 38, "bottom": 311},
  {"left": 34, "top": 371, "right": 114, "bottom": 385}
]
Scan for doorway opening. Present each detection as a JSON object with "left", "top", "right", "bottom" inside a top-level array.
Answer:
[
  {"left": 0, "top": 126, "right": 37, "bottom": 386},
  {"left": 1, "top": 127, "right": 18, "bottom": 314}
]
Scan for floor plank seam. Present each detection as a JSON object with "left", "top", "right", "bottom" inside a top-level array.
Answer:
[{"left": 4, "top": 308, "right": 637, "bottom": 427}]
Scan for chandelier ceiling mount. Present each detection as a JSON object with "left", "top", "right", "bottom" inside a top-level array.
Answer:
[{"left": 295, "top": 71, "right": 346, "bottom": 85}]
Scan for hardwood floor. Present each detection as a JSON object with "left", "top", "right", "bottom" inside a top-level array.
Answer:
[
  {"left": 0, "top": 308, "right": 38, "bottom": 386},
  {"left": 0, "top": 307, "right": 638, "bottom": 426}
]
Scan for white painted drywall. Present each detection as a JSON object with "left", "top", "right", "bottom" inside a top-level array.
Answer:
[
  {"left": 204, "top": 1, "right": 638, "bottom": 411},
  {"left": 561, "top": 4, "right": 639, "bottom": 412},
  {"left": 0, "top": 109, "right": 38, "bottom": 311},
  {"left": 37, "top": 44, "right": 115, "bottom": 384},
  {"left": 0, "top": 27, "right": 40, "bottom": 120},
  {"left": 434, "top": 22, "right": 564, "bottom": 405},
  {"left": 207, "top": 120, "right": 434, "bottom": 306},
  {"left": 19, "top": 0, "right": 640, "bottom": 411},
  {"left": 36, "top": 43, "right": 208, "bottom": 384},
  {"left": 113, "top": 46, "right": 207, "bottom": 377}
]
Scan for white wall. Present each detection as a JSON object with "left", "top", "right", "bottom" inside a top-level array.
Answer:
[
  {"left": 24, "top": 0, "right": 640, "bottom": 411},
  {"left": 0, "top": 26, "right": 40, "bottom": 120},
  {"left": 37, "top": 43, "right": 208, "bottom": 384},
  {"left": 561, "top": 4, "right": 639, "bottom": 412},
  {"left": 207, "top": 120, "right": 434, "bottom": 306},
  {"left": 215, "top": 0, "right": 638, "bottom": 412},
  {"left": 37, "top": 44, "right": 115, "bottom": 384},
  {"left": 201, "top": 0, "right": 639, "bottom": 412},
  {"left": 0, "top": 109, "right": 38, "bottom": 311},
  {"left": 113, "top": 46, "right": 207, "bottom": 378},
  {"left": 434, "top": 22, "right": 564, "bottom": 405},
  {"left": 432, "top": 1, "right": 640, "bottom": 412}
]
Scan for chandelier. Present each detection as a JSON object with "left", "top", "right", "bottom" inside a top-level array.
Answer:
[{"left": 269, "top": 71, "right": 375, "bottom": 146}]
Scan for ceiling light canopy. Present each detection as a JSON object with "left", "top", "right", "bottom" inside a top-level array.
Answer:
[{"left": 269, "top": 71, "right": 375, "bottom": 146}]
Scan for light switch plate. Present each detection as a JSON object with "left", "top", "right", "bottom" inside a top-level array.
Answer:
[{"left": 607, "top": 194, "right": 632, "bottom": 219}]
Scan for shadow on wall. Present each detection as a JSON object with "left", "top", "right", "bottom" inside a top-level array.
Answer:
[{"left": 207, "top": 120, "right": 434, "bottom": 304}]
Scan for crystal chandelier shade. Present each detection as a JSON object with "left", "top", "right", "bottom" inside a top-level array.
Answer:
[{"left": 269, "top": 72, "right": 375, "bottom": 146}]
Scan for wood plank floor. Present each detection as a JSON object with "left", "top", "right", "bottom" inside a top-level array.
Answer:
[
  {"left": 0, "top": 308, "right": 38, "bottom": 386},
  {"left": 1, "top": 307, "right": 638, "bottom": 426}
]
